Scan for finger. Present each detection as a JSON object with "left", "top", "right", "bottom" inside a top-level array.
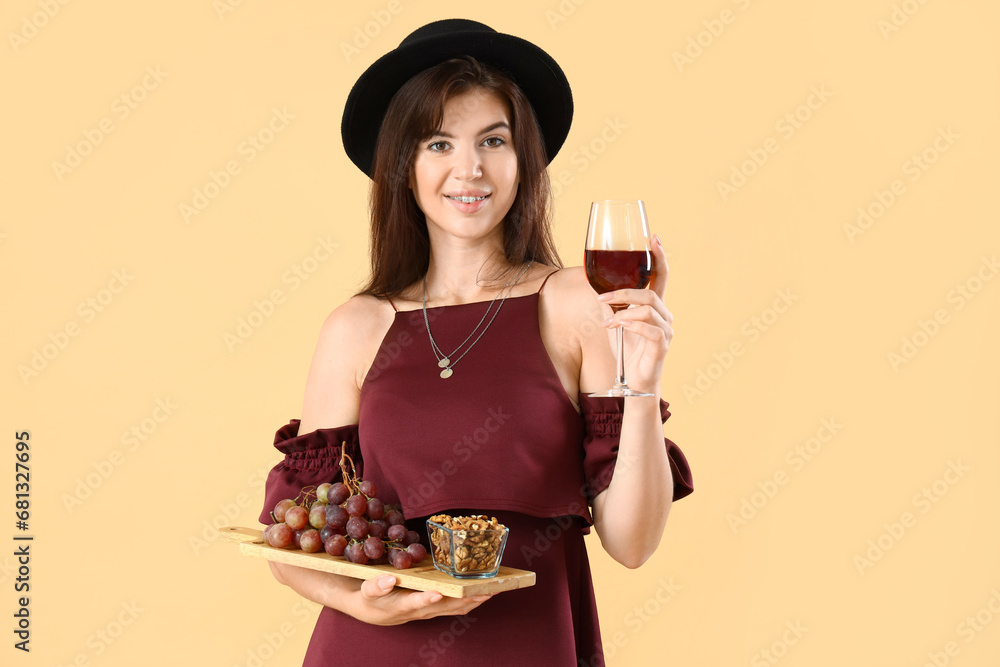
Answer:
[
  {"left": 618, "top": 318, "right": 673, "bottom": 346},
  {"left": 601, "top": 303, "right": 656, "bottom": 322},
  {"left": 600, "top": 298, "right": 672, "bottom": 328},
  {"left": 650, "top": 234, "right": 669, "bottom": 297},
  {"left": 360, "top": 575, "right": 398, "bottom": 600},
  {"left": 415, "top": 593, "right": 491, "bottom": 620},
  {"left": 406, "top": 590, "right": 446, "bottom": 615},
  {"left": 388, "top": 589, "right": 446, "bottom": 621},
  {"left": 598, "top": 287, "right": 666, "bottom": 310},
  {"left": 445, "top": 595, "right": 492, "bottom": 617},
  {"left": 429, "top": 593, "right": 490, "bottom": 610}
]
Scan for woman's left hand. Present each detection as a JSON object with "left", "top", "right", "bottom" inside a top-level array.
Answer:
[{"left": 596, "top": 233, "right": 673, "bottom": 395}]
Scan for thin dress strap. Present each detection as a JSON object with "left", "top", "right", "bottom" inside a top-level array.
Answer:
[
  {"left": 537, "top": 269, "right": 559, "bottom": 294},
  {"left": 386, "top": 297, "right": 399, "bottom": 312}
]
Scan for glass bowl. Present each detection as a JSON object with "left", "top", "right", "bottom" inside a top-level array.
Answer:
[{"left": 426, "top": 517, "right": 509, "bottom": 579}]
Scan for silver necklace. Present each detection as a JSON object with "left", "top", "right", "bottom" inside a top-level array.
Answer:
[
  {"left": 423, "top": 267, "right": 518, "bottom": 362},
  {"left": 422, "top": 261, "right": 532, "bottom": 379}
]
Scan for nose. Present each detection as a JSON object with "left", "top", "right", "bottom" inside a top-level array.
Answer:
[{"left": 453, "top": 143, "right": 483, "bottom": 180}]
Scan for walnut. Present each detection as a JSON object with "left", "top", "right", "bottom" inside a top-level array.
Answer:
[{"left": 428, "top": 513, "right": 508, "bottom": 575}]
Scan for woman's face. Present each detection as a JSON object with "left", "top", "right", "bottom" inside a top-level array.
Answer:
[{"left": 409, "top": 88, "right": 519, "bottom": 248}]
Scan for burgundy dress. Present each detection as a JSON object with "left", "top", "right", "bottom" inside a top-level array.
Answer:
[{"left": 258, "top": 287, "right": 693, "bottom": 666}]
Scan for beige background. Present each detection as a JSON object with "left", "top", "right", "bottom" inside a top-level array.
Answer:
[{"left": 4, "top": 0, "right": 999, "bottom": 665}]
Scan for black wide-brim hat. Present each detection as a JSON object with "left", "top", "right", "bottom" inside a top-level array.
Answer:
[{"left": 341, "top": 18, "right": 574, "bottom": 177}]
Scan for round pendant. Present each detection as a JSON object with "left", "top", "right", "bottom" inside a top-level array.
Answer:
[
  {"left": 437, "top": 358, "right": 451, "bottom": 368},
  {"left": 439, "top": 367, "right": 454, "bottom": 379}
]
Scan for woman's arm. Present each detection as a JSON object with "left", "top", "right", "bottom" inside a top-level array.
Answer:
[
  {"left": 296, "top": 296, "right": 374, "bottom": 435},
  {"left": 267, "top": 295, "right": 493, "bottom": 621},
  {"left": 588, "top": 402, "right": 674, "bottom": 569},
  {"left": 576, "top": 235, "right": 677, "bottom": 568}
]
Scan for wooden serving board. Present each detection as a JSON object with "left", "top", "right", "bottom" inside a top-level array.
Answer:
[{"left": 220, "top": 526, "right": 535, "bottom": 598}]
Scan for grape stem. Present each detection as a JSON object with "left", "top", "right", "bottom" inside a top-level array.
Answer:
[
  {"left": 338, "top": 443, "right": 360, "bottom": 495},
  {"left": 295, "top": 485, "right": 317, "bottom": 507}
]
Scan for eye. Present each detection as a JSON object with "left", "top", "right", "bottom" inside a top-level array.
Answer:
[
  {"left": 483, "top": 136, "right": 506, "bottom": 148},
  {"left": 427, "top": 140, "right": 450, "bottom": 152}
]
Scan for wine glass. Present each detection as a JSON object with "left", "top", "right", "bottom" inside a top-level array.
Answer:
[{"left": 584, "top": 199, "right": 654, "bottom": 397}]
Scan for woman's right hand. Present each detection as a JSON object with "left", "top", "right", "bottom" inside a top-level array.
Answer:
[{"left": 350, "top": 575, "right": 492, "bottom": 626}]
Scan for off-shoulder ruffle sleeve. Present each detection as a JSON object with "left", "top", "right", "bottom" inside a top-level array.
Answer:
[
  {"left": 257, "top": 420, "right": 362, "bottom": 525},
  {"left": 579, "top": 396, "right": 693, "bottom": 505}
]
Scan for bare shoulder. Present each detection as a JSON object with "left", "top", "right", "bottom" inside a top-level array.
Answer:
[
  {"left": 299, "top": 294, "right": 396, "bottom": 432},
  {"left": 543, "top": 265, "right": 592, "bottom": 293},
  {"left": 317, "top": 293, "right": 395, "bottom": 342},
  {"left": 540, "top": 266, "right": 604, "bottom": 320},
  {"left": 538, "top": 266, "right": 616, "bottom": 395},
  {"left": 535, "top": 267, "right": 611, "bottom": 402}
]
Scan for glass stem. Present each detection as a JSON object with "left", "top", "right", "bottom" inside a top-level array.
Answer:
[{"left": 614, "top": 325, "right": 627, "bottom": 391}]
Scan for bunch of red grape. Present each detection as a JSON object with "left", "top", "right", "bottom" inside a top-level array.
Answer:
[{"left": 262, "top": 450, "right": 427, "bottom": 570}]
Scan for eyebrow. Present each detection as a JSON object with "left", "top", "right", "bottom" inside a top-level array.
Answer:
[{"left": 431, "top": 121, "right": 511, "bottom": 139}]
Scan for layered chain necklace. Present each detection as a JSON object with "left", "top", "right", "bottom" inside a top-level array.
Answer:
[{"left": 422, "top": 261, "right": 532, "bottom": 379}]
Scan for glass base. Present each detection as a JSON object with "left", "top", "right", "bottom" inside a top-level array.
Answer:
[
  {"left": 432, "top": 563, "right": 501, "bottom": 579},
  {"left": 587, "top": 387, "right": 654, "bottom": 398}
]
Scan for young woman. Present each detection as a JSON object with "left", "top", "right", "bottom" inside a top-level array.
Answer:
[{"left": 258, "top": 19, "right": 693, "bottom": 666}]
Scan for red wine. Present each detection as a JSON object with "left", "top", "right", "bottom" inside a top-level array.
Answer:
[{"left": 585, "top": 249, "right": 652, "bottom": 295}]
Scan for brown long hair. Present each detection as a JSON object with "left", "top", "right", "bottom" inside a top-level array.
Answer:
[{"left": 358, "top": 56, "right": 562, "bottom": 299}]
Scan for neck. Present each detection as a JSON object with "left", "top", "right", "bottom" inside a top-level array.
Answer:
[{"left": 424, "top": 236, "right": 521, "bottom": 306}]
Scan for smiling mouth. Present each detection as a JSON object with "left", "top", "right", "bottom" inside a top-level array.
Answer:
[{"left": 446, "top": 195, "right": 490, "bottom": 203}]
